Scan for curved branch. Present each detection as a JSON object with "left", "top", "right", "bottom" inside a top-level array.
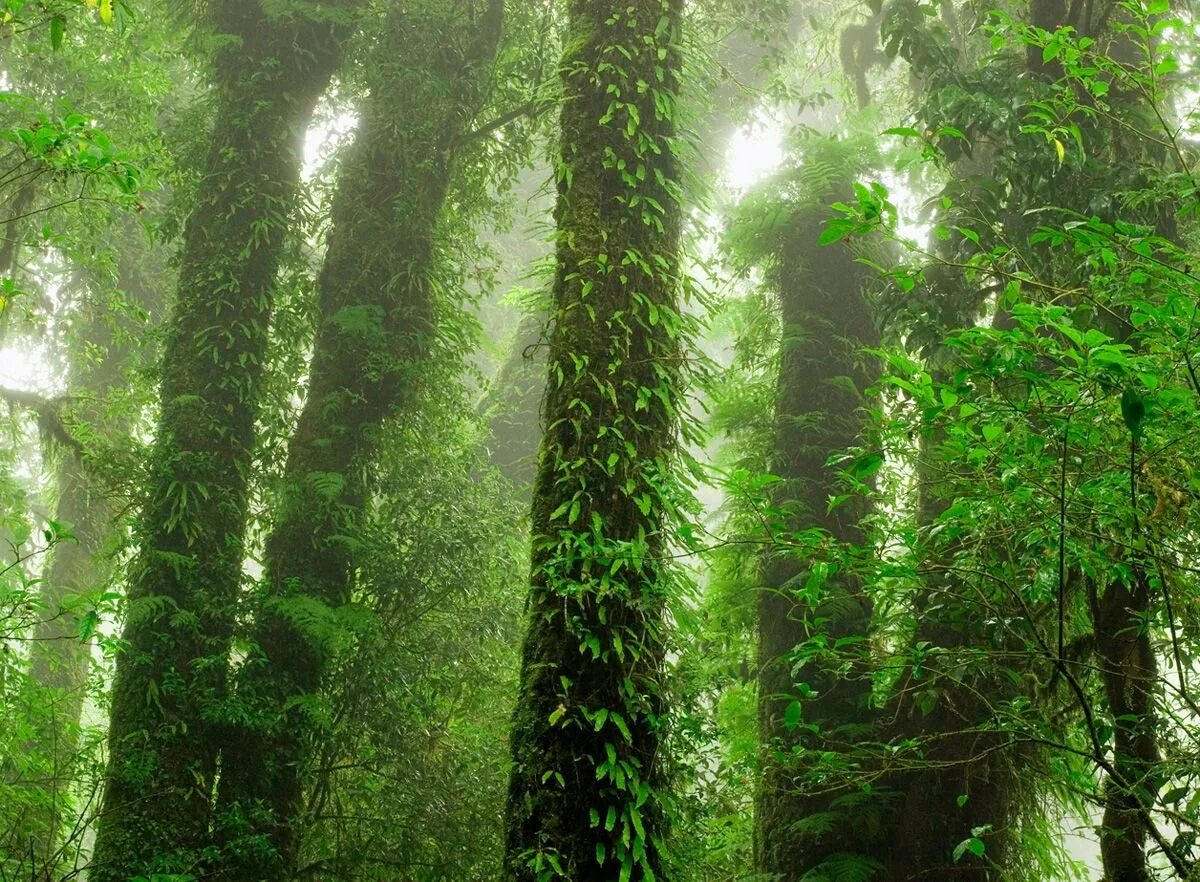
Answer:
[{"left": 0, "top": 385, "right": 82, "bottom": 452}]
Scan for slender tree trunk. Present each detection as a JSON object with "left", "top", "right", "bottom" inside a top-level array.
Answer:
[
  {"left": 23, "top": 452, "right": 110, "bottom": 869},
  {"left": 504, "top": 2, "right": 685, "bottom": 879},
  {"left": 1091, "top": 570, "right": 1160, "bottom": 882},
  {"left": 692, "top": 0, "right": 806, "bottom": 173},
  {"left": 212, "top": 4, "right": 504, "bottom": 878},
  {"left": 0, "top": 176, "right": 35, "bottom": 279},
  {"left": 90, "top": 5, "right": 360, "bottom": 879},
  {"left": 484, "top": 310, "right": 553, "bottom": 493},
  {"left": 753, "top": 202, "right": 879, "bottom": 881}
]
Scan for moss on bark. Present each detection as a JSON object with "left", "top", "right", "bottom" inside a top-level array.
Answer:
[
  {"left": 90, "top": 5, "right": 360, "bottom": 879},
  {"left": 503, "top": 2, "right": 685, "bottom": 879},
  {"left": 211, "top": 4, "right": 505, "bottom": 879},
  {"left": 752, "top": 201, "right": 881, "bottom": 881}
]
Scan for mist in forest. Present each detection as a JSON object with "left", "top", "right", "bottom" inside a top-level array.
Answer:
[{"left": 2, "top": 1, "right": 1199, "bottom": 881}]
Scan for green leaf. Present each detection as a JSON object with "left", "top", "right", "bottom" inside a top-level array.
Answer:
[
  {"left": 851, "top": 452, "right": 884, "bottom": 479},
  {"left": 612, "top": 711, "right": 632, "bottom": 742},
  {"left": 818, "top": 853, "right": 883, "bottom": 882},
  {"left": 819, "top": 218, "right": 855, "bottom": 245},
  {"left": 953, "top": 837, "right": 986, "bottom": 862},
  {"left": 783, "top": 700, "right": 802, "bottom": 730},
  {"left": 935, "top": 125, "right": 967, "bottom": 141},
  {"left": 1163, "top": 785, "right": 1188, "bottom": 804},
  {"left": 1121, "top": 388, "right": 1146, "bottom": 438}
]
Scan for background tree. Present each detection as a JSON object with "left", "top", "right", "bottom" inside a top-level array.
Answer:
[
  {"left": 723, "top": 140, "right": 884, "bottom": 882},
  {"left": 211, "top": 3, "right": 508, "bottom": 878}
]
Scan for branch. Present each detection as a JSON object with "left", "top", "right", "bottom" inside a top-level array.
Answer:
[
  {"left": 456, "top": 98, "right": 553, "bottom": 146},
  {"left": 0, "top": 176, "right": 37, "bottom": 277},
  {"left": 0, "top": 386, "right": 82, "bottom": 452}
]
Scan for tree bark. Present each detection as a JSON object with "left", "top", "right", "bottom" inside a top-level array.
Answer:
[
  {"left": 90, "top": 5, "right": 360, "bottom": 879},
  {"left": 483, "top": 309, "right": 553, "bottom": 494},
  {"left": 212, "top": 4, "right": 505, "bottom": 879},
  {"left": 503, "top": 2, "right": 685, "bottom": 879},
  {"left": 1091, "top": 570, "right": 1160, "bottom": 882},
  {"left": 481, "top": 0, "right": 806, "bottom": 499},
  {"left": 753, "top": 200, "right": 879, "bottom": 881}
]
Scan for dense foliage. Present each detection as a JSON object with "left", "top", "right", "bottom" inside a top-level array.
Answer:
[{"left": 2, "top": 0, "right": 1200, "bottom": 881}]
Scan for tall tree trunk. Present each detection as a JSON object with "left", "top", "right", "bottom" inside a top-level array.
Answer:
[
  {"left": 90, "top": 5, "right": 360, "bottom": 879},
  {"left": 482, "top": 0, "right": 805, "bottom": 498},
  {"left": 753, "top": 201, "right": 879, "bottom": 881},
  {"left": 883, "top": 532, "right": 1021, "bottom": 880},
  {"left": 503, "top": 2, "right": 685, "bottom": 879},
  {"left": 213, "top": 4, "right": 504, "bottom": 878},
  {"left": 870, "top": 333, "right": 1021, "bottom": 882},
  {"left": 25, "top": 231, "right": 163, "bottom": 873}
]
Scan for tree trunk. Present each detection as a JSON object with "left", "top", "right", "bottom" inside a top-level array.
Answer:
[
  {"left": 481, "top": 0, "right": 805, "bottom": 499},
  {"left": 753, "top": 202, "right": 879, "bottom": 881},
  {"left": 25, "top": 231, "right": 163, "bottom": 873},
  {"left": 483, "top": 310, "right": 553, "bottom": 494},
  {"left": 871, "top": 348, "right": 1020, "bottom": 882},
  {"left": 1091, "top": 569, "right": 1160, "bottom": 882},
  {"left": 883, "top": 569, "right": 1021, "bottom": 880},
  {"left": 212, "top": 4, "right": 504, "bottom": 879},
  {"left": 90, "top": 5, "right": 360, "bottom": 880},
  {"left": 503, "top": 2, "right": 685, "bottom": 879}
]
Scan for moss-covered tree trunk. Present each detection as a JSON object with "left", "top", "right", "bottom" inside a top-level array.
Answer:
[
  {"left": 753, "top": 205, "right": 879, "bottom": 881},
  {"left": 873, "top": 23, "right": 1169, "bottom": 862},
  {"left": 481, "top": 1, "right": 804, "bottom": 499},
  {"left": 90, "top": 5, "right": 359, "bottom": 879},
  {"left": 504, "top": 2, "right": 685, "bottom": 879},
  {"left": 212, "top": 4, "right": 504, "bottom": 878},
  {"left": 883, "top": 546, "right": 1021, "bottom": 880}
]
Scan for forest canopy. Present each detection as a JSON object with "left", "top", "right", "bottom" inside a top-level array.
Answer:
[{"left": 2, "top": 1, "right": 1200, "bottom": 881}]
